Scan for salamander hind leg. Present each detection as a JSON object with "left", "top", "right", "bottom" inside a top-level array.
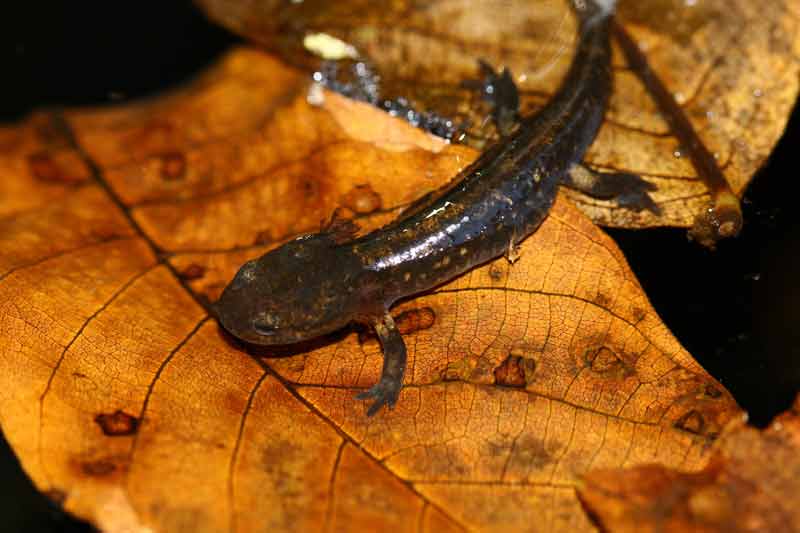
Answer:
[
  {"left": 564, "top": 163, "right": 661, "bottom": 215},
  {"left": 461, "top": 60, "right": 521, "bottom": 144},
  {"left": 477, "top": 60, "right": 520, "bottom": 137},
  {"left": 356, "top": 313, "right": 408, "bottom": 416},
  {"left": 471, "top": 60, "right": 520, "bottom": 137}
]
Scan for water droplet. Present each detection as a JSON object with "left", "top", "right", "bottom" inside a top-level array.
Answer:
[
  {"left": 673, "top": 150, "right": 683, "bottom": 158},
  {"left": 674, "top": 92, "right": 686, "bottom": 104}
]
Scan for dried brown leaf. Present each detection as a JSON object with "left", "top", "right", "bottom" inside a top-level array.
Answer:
[
  {"left": 0, "top": 47, "right": 742, "bottom": 532},
  {"left": 579, "top": 395, "right": 800, "bottom": 533}
]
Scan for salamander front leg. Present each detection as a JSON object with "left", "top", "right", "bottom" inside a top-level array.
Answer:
[
  {"left": 356, "top": 313, "right": 407, "bottom": 416},
  {"left": 563, "top": 163, "right": 661, "bottom": 215}
]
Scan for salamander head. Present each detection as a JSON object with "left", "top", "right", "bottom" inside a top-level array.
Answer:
[{"left": 215, "top": 235, "right": 365, "bottom": 346}]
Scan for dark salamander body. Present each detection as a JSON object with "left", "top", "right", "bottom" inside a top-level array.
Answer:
[{"left": 216, "top": 0, "right": 653, "bottom": 415}]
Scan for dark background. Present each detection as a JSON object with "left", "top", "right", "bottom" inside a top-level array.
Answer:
[{"left": 3, "top": 1, "right": 798, "bottom": 531}]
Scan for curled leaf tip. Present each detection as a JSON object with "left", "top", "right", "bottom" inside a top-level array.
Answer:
[{"left": 689, "top": 191, "right": 743, "bottom": 248}]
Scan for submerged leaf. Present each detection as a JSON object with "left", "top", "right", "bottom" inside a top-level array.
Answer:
[{"left": 196, "top": 0, "right": 800, "bottom": 242}]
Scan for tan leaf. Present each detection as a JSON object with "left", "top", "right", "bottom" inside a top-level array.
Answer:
[
  {"left": 579, "top": 394, "right": 800, "bottom": 532},
  {"left": 1, "top": 47, "right": 740, "bottom": 532},
  {"left": 195, "top": 0, "right": 800, "bottom": 243}
]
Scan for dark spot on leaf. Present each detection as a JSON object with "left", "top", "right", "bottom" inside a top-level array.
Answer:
[
  {"left": 674, "top": 409, "right": 706, "bottom": 435},
  {"left": 72, "top": 372, "right": 87, "bottom": 379},
  {"left": 585, "top": 346, "right": 624, "bottom": 374},
  {"left": 81, "top": 459, "right": 117, "bottom": 477},
  {"left": 27, "top": 151, "right": 85, "bottom": 184},
  {"left": 262, "top": 439, "right": 300, "bottom": 469},
  {"left": 632, "top": 307, "right": 647, "bottom": 323},
  {"left": 260, "top": 439, "right": 307, "bottom": 498},
  {"left": 159, "top": 151, "right": 187, "bottom": 181},
  {"left": 253, "top": 229, "right": 272, "bottom": 245},
  {"left": 488, "top": 263, "right": 505, "bottom": 282},
  {"left": 395, "top": 307, "right": 436, "bottom": 335},
  {"left": 44, "top": 488, "right": 67, "bottom": 507},
  {"left": 594, "top": 293, "right": 612, "bottom": 308},
  {"left": 509, "top": 435, "right": 553, "bottom": 473},
  {"left": 703, "top": 384, "right": 723, "bottom": 399},
  {"left": 341, "top": 184, "right": 382, "bottom": 215},
  {"left": 494, "top": 353, "right": 536, "bottom": 388},
  {"left": 484, "top": 438, "right": 512, "bottom": 456},
  {"left": 179, "top": 263, "right": 206, "bottom": 281},
  {"left": 441, "top": 369, "right": 458, "bottom": 382},
  {"left": 440, "top": 358, "right": 473, "bottom": 382},
  {"left": 222, "top": 389, "right": 248, "bottom": 417},
  {"left": 300, "top": 178, "right": 318, "bottom": 197},
  {"left": 94, "top": 410, "right": 139, "bottom": 437}
]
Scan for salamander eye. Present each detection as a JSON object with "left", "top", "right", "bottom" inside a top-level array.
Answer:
[{"left": 252, "top": 312, "right": 280, "bottom": 336}]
